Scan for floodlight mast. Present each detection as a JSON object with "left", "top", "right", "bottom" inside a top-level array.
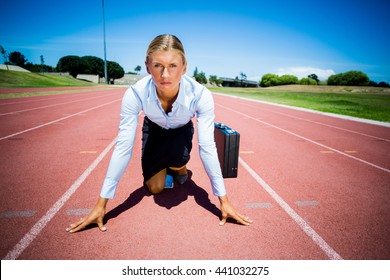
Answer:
[{"left": 102, "top": 0, "right": 108, "bottom": 84}]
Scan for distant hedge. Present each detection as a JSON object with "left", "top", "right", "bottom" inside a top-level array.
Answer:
[
  {"left": 259, "top": 73, "right": 314, "bottom": 87},
  {"left": 300, "top": 78, "right": 318, "bottom": 85},
  {"left": 258, "top": 70, "right": 386, "bottom": 87},
  {"left": 327, "top": 71, "right": 369, "bottom": 86}
]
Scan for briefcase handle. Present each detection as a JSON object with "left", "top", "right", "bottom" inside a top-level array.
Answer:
[{"left": 214, "top": 123, "right": 236, "bottom": 133}]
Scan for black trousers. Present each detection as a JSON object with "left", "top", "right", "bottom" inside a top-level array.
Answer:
[{"left": 141, "top": 117, "right": 194, "bottom": 182}]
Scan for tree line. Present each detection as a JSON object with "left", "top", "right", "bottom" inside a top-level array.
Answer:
[
  {"left": 1, "top": 46, "right": 56, "bottom": 73},
  {"left": 56, "top": 55, "right": 124, "bottom": 80},
  {"left": 194, "top": 66, "right": 389, "bottom": 88},
  {"left": 0, "top": 46, "right": 125, "bottom": 81},
  {"left": 261, "top": 71, "right": 388, "bottom": 87}
]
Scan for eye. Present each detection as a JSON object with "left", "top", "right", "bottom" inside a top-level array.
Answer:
[
  {"left": 154, "top": 64, "right": 162, "bottom": 68},
  {"left": 169, "top": 64, "right": 177, "bottom": 68}
]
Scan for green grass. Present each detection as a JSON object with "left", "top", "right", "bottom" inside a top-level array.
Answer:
[
  {"left": 0, "top": 69, "right": 94, "bottom": 88},
  {"left": 210, "top": 86, "right": 390, "bottom": 122}
]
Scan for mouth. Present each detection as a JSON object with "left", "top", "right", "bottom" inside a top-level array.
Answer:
[{"left": 160, "top": 81, "right": 172, "bottom": 85}]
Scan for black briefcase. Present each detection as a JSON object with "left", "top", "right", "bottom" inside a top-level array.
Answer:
[{"left": 214, "top": 123, "right": 240, "bottom": 178}]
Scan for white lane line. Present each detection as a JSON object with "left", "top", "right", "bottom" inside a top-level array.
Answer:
[
  {"left": 3, "top": 138, "right": 117, "bottom": 260},
  {"left": 218, "top": 104, "right": 390, "bottom": 174},
  {"left": 0, "top": 92, "right": 120, "bottom": 116},
  {"left": 239, "top": 157, "right": 343, "bottom": 260},
  {"left": 0, "top": 98, "right": 121, "bottom": 141}
]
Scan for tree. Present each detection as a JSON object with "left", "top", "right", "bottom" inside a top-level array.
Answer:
[
  {"left": 81, "top": 56, "right": 104, "bottom": 76},
  {"left": 209, "top": 75, "right": 222, "bottom": 86},
  {"left": 327, "top": 73, "right": 342, "bottom": 85},
  {"left": 8, "top": 51, "right": 28, "bottom": 67},
  {"left": 193, "top": 66, "right": 199, "bottom": 77},
  {"left": 107, "top": 61, "right": 125, "bottom": 80},
  {"left": 38, "top": 55, "right": 47, "bottom": 72},
  {"left": 56, "top": 55, "right": 125, "bottom": 80},
  {"left": 134, "top": 65, "right": 141, "bottom": 74},
  {"left": 368, "top": 81, "right": 378, "bottom": 87},
  {"left": 279, "top": 74, "right": 298, "bottom": 85},
  {"left": 260, "top": 73, "right": 280, "bottom": 87},
  {"left": 328, "top": 71, "right": 369, "bottom": 86},
  {"left": 259, "top": 73, "right": 299, "bottom": 87},
  {"left": 369, "top": 81, "right": 390, "bottom": 88},
  {"left": 0, "top": 45, "right": 9, "bottom": 70},
  {"left": 300, "top": 78, "right": 317, "bottom": 85},
  {"left": 378, "top": 81, "right": 390, "bottom": 88},
  {"left": 240, "top": 72, "right": 247, "bottom": 86},
  {"left": 57, "top": 55, "right": 83, "bottom": 77},
  {"left": 308, "top": 73, "right": 319, "bottom": 83},
  {"left": 194, "top": 71, "right": 207, "bottom": 84},
  {"left": 24, "top": 62, "right": 55, "bottom": 73},
  {"left": 345, "top": 71, "right": 369, "bottom": 86}
]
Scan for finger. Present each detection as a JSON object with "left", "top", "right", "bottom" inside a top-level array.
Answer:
[
  {"left": 219, "top": 217, "right": 227, "bottom": 226},
  {"left": 219, "top": 213, "right": 228, "bottom": 226},
  {"left": 69, "top": 218, "right": 94, "bottom": 233},
  {"left": 67, "top": 222, "right": 85, "bottom": 233},
  {"left": 240, "top": 214, "right": 253, "bottom": 224},
  {"left": 68, "top": 223, "right": 85, "bottom": 233},
  {"left": 232, "top": 212, "right": 252, "bottom": 226},
  {"left": 66, "top": 217, "right": 89, "bottom": 233},
  {"left": 227, "top": 213, "right": 250, "bottom": 226},
  {"left": 65, "top": 218, "right": 84, "bottom": 232},
  {"left": 247, "top": 217, "right": 253, "bottom": 224},
  {"left": 97, "top": 219, "right": 107, "bottom": 232}
]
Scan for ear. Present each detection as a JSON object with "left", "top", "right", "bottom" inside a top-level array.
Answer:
[
  {"left": 182, "top": 61, "right": 187, "bottom": 75},
  {"left": 145, "top": 60, "right": 151, "bottom": 74}
]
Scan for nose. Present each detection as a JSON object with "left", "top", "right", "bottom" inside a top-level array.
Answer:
[{"left": 162, "top": 67, "right": 169, "bottom": 78}]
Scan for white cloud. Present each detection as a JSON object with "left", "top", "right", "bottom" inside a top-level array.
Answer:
[{"left": 275, "top": 67, "right": 336, "bottom": 80}]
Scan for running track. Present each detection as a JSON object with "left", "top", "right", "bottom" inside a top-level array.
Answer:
[{"left": 0, "top": 86, "right": 389, "bottom": 260}]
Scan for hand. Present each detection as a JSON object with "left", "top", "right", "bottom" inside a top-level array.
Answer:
[
  {"left": 66, "top": 197, "right": 108, "bottom": 233},
  {"left": 219, "top": 195, "right": 252, "bottom": 226}
]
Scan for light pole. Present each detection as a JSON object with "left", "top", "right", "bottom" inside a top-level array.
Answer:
[{"left": 102, "top": 0, "right": 108, "bottom": 84}]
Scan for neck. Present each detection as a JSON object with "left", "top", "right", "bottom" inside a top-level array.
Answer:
[
  {"left": 156, "top": 86, "right": 179, "bottom": 102},
  {"left": 156, "top": 88, "right": 179, "bottom": 114}
]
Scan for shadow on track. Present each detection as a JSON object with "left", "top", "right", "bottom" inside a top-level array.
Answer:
[{"left": 104, "top": 170, "right": 221, "bottom": 224}]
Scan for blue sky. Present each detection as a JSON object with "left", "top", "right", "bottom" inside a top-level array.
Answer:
[{"left": 1, "top": 0, "right": 389, "bottom": 82}]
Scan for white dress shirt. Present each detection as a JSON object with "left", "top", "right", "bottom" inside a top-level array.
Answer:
[{"left": 100, "top": 74, "right": 226, "bottom": 199}]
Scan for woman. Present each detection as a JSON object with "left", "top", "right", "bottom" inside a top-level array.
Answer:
[{"left": 66, "top": 34, "right": 252, "bottom": 233}]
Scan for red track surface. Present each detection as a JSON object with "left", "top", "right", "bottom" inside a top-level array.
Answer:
[{"left": 0, "top": 87, "right": 389, "bottom": 260}]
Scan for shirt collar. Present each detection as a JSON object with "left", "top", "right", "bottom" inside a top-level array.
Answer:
[
  {"left": 175, "top": 76, "right": 187, "bottom": 106},
  {"left": 147, "top": 78, "right": 158, "bottom": 103}
]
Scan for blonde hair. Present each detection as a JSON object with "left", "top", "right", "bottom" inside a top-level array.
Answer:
[{"left": 146, "top": 34, "right": 186, "bottom": 64}]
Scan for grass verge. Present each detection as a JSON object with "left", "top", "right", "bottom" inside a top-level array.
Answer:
[
  {"left": 210, "top": 86, "right": 390, "bottom": 122},
  {"left": 0, "top": 69, "right": 94, "bottom": 88}
]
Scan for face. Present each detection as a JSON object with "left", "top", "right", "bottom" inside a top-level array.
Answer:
[{"left": 146, "top": 50, "right": 187, "bottom": 97}]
